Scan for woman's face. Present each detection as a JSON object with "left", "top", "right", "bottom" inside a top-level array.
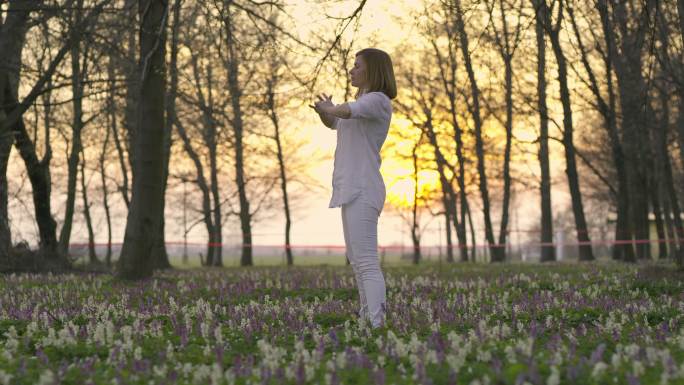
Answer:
[{"left": 350, "top": 55, "right": 368, "bottom": 89}]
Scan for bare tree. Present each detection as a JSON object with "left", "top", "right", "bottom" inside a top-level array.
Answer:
[
  {"left": 59, "top": 0, "right": 89, "bottom": 256},
  {"left": 567, "top": 1, "right": 631, "bottom": 261},
  {"left": 0, "top": 0, "right": 42, "bottom": 257},
  {"left": 150, "top": 0, "right": 184, "bottom": 270},
  {"left": 427, "top": 2, "right": 471, "bottom": 262},
  {"left": 262, "top": 55, "right": 295, "bottom": 266},
  {"left": 453, "top": 0, "right": 501, "bottom": 261},
  {"left": 484, "top": 0, "right": 526, "bottom": 257},
  {"left": 534, "top": 0, "right": 555, "bottom": 262},
  {"left": 536, "top": 0, "right": 594, "bottom": 260}
]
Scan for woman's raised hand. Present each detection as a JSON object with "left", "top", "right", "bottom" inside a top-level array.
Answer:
[{"left": 309, "top": 93, "right": 334, "bottom": 114}]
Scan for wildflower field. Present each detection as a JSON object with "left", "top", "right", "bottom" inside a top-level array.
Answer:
[{"left": 1, "top": 263, "right": 683, "bottom": 385}]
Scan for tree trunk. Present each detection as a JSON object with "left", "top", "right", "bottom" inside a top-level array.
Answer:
[
  {"left": 80, "top": 150, "right": 97, "bottom": 264},
  {"left": 535, "top": 6, "right": 555, "bottom": 262},
  {"left": 224, "top": 8, "right": 252, "bottom": 266},
  {"left": 411, "top": 143, "right": 421, "bottom": 264},
  {"left": 678, "top": 97, "right": 684, "bottom": 179},
  {"left": 124, "top": 1, "right": 138, "bottom": 187},
  {"left": 111, "top": 103, "right": 131, "bottom": 208},
  {"left": 443, "top": 194, "right": 454, "bottom": 263},
  {"left": 266, "top": 78, "right": 294, "bottom": 266},
  {"left": 664, "top": 146, "right": 684, "bottom": 265},
  {"left": 102, "top": 69, "right": 114, "bottom": 266},
  {"left": 431, "top": 28, "right": 470, "bottom": 262},
  {"left": 117, "top": 0, "right": 168, "bottom": 280},
  {"left": 174, "top": 114, "right": 215, "bottom": 265},
  {"left": 59, "top": 7, "right": 85, "bottom": 256},
  {"left": 664, "top": 104, "right": 684, "bottom": 264},
  {"left": 678, "top": 0, "right": 684, "bottom": 61},
  {"left": 208, "top": 118, "right": 222, "bottom": 266},
  {"left": 498, "top": 56, "right": 513, "bottom": 253},
  {"left": 674, "top": 2, "right": 684, "bottom": 167},
  {"left": 0, "top": 0, "right": 40, "bottom": 256},
  {"left": 151, "top": 0, "right": 184, "bottom": 271},
  {"left": 454, "top": 0, "right": 500, "bottom": 262},
  {"left": 613, "top": 0, "right": 656, "bottom": 260},
  {"left": 10, "top": 95, "right": 59, "bottom": 256},
  {"left": 466, "top": 199, "right": 477, "bottom": 262},
  {"left": 2, "top": 0, "right": 105, "bottom": 262},
  {"left": 589, "top": 1, "right": 635, "bottom": 261}
]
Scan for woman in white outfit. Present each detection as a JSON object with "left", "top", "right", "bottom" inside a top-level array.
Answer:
[{"left": 309, "top": 48, "right": 396, "bottom": 329}]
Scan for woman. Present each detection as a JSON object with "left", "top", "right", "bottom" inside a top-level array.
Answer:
[{"left": 309, "top": 48, "right": 397, "bottom": 329}]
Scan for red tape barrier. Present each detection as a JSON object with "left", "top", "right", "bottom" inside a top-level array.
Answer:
[{"left": 67, "top": 237, "right": 683, "bottom": 250}]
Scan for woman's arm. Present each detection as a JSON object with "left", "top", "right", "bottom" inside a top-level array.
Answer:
[
  {"left": 310, "top": 93, "right": 351, "bottom": 122},
  {"left": 316, "top": 112, "right": 337, "bottom": 129},
  {"left": 318, "top": 103, "right": 351, "bottom": 119}
]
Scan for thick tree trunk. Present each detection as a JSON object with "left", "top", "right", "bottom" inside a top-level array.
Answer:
[
  {"left": 664, "top": 147, "right": 684, "bottom": 264},
  {"left": 0, "top": 0, "right": 40, "bottom": 256},
  {"left": 613, "top": 0, "right": 656, "bottom": 260},
  {"left": 454, "top": 0, "right": 500, "bottom": 262},
  {"left": 10, "top": 98, "right": 59, "bottom": 256},
  {"left": 117, "top": 0, "right": 168, "bottom": 280},
  {"left": 535, "top": 8, "right": 555, "bottom": 262},
  {"left": 588, "top": 1, "right": 635, "bottom": 261},
  {"left": 678, "top": 97, "right": 684, "bottom": 176},
  {"left": 666, "top": 107, "right": 684, "bottom": 265}
]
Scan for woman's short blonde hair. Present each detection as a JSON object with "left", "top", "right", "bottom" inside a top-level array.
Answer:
[{"left": 356, "top": 48, "right": 397, "bottom": 100}]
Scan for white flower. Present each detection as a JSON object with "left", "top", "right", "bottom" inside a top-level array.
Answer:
[
  {"left": 591, "top": 362, "right": 608, "bottom": 378},
  {"left": 214, "top": 326, "right": 223, "bottom": 345},
  {"left": 0, "top": 370, "right": 13, "bottom": 385},
  {"left": 210, "top": 363, "right": 222, "bottom": 385},
  {"left": 130, "top": 346, "right": 141, "bottom": 361},
  {"left": 546, "top": 366, "right": 560, "bottom": 385},
  {"left": 632, "top": 361, "right": 645, "bottom": 377},
  {"left": 611, "top": 353, "right": 621, "bottom": 368},
  {"left": 37, "top": 370, "right": 54, "bottom": 385},
  {"left": 153, "top": 364, "right": 167, "bottom": 378}
]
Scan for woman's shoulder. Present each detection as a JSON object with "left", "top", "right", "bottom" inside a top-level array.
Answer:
[
  {"left": 363, "top": 91, "right": 391, "bottom": 100},
  {"left": 358, "top": 92, "right": 391, "bottom": 107}
]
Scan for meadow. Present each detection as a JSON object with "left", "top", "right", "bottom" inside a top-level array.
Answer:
[{"left": 0, "top": 262, "right": 683, "bottom": 384}]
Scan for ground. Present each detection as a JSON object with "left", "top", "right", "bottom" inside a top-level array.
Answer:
[{"left": 0, "top": 262, "right": 683, "bottom": 384}]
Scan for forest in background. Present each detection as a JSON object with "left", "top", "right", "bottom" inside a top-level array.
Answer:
[{"left": 1, "top": 0, "right": 683, "bottom": 278}]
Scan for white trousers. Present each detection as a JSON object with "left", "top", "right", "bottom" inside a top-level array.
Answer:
[{"left": 341, "top": 194, "right": 386, "bottom": 328}]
